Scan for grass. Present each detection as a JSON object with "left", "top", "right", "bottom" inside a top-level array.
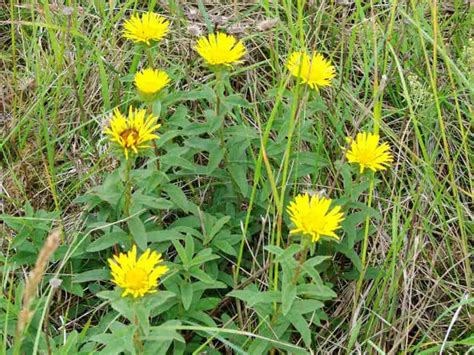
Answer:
[{"left": 1, "top": 0, "right": 473, "bottom": 353}]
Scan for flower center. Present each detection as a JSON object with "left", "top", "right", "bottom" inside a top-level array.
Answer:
[
  {"left": 120, "top": 129, "right": 139, "bottom": 147},
  {"left": 357, "top": 149, "right": 375, "bottom": 165},
  {"left": 300, "top": 210, "right": 326, "bottom": 235},
  {"left": 125, "top": 267, "right": 148, "bottom": 290}
]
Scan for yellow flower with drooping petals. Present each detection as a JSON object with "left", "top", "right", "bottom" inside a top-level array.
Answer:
[
  {"left": 108, "top": 245, "right": 169, "bottom": 298},
  {"left": 287, "top": 193, "right": 344, "bottom": 243},
  {"left": 345, "top": 132, "right": 393, "bottom": 173},
  {"left": 286, "top": 51, "right": 336, "bottom": 90},
  {"left": 123, "top": 12, "right": 170, "bottom": 45},
  {"left": 104, "top": 107, "right": 160, "bottom": 159},
  {"left": 134, "top": 68, "right": 170, "bottom": 99},
  {"left": 194, "top": 32, "right": 246, "bottom": 67}
]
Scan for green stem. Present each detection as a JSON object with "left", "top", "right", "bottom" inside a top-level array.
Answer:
[
  {"left": 214, "top": 70, "right": 226, "bottom": 151},
  {"left": 273, "top": 86, "right": 307, "bottom": 292},
  {"left": 291, "top": 237, "right": 310, "bottom": 285},
  {"left": 124, "top": 157, "right": 133, "bottom": 217},
  {"left": 353, "top": 173, "right": 375, "bottom": 313},
  {"left": 214, "top": 69, "right": 242, "bottom": 205},
  {"left": 146, "top": 103, "right": 161, "bottom": 170},
  {"left": 145, "top": 46, "right": 154, "bottom": 68},
  {"left": 132, "top": 308, "right": 144, "bottom": 354}
]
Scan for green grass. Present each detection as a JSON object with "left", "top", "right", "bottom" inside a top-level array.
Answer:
[{"left": 1, "top": 1, "right": 472, "bottom": 354}]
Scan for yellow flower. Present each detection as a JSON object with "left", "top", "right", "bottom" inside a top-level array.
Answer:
[
  {"left": 108, "top": 245, "right": 169, "bottom": 298},
  {"left": 287, "top": 193, "right": 344, "bottom": 243},
  {"left": 194, "top": 32, "right": 246, "bottom": 67},
  {"left": 134, "top": 68, "right": 170, "bottom": 99},
  {"left": 345, "top": 132, "right": 393, "bottom": 173},
  {"left": 123, "top": 12, "right": 169, "bottom": 45},
  {"left": 104, "top": 107, "right": 160, "bottom": 159},
  {"left": 286, "top": 51, "right": 336, "bottom": 90}
]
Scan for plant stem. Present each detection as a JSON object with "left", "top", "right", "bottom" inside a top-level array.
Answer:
[
  {"left": 214, "top": 69, "right": 240, "bottom": 202},
  {"left": 146, "top": 104, "right": 160, "bottom": 170},
  {"left": 291, "top": 238, "right": 310, "bottom": 284},
  {"left": 145, "top": 47, "right": 154, "bottom": 68},
  {"left": 273, "top": 86, "right": 307, "bottom": 292},
  {"left": 214, "top": 70, "right": 226, "bottom": 151},
  {"left": 352, "top": 173, "right": 375, "bottom": 314},
  {"left": 132, "top": 309, "right": 144, "bottom": 354},
  {"left": 123, "top": 157, "right": 133, "bottom": 217}
]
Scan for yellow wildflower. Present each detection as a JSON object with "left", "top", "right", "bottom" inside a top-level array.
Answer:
[
  {"left": 287, "top": 193, "right": 344, "bottom": 243},
  {"left": 286, "top": 51, "right": 336, "bottom": 90},
  {"left": 345, "top": 132, "right": 393, "bottom": 173},
  {"left": 108, "top": 245, "right": 169, "bottom": 298},
  {"left": 104, "top": 107, "right": 160, "bottom": 159},
  {"left": 194, "top": 32, "right": 246, "bottom": 67},
  {"left": 123, "top": 12, "right": 169, "bottom": 45},
  {"left": 134, "top": 68, "right": 170, "bottom": 99}
]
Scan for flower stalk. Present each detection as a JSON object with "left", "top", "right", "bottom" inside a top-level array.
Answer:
[
  {"left": 145, "top": 47, "right": 154, "bottom": 68},
  {"left": 132, "top": 307, "right": 144, "bottom": 354},
  {"left": 291, "top": 237, "right": 310, "bottom": 285},
  {"left": 123, "top": 156, "right": 133, "bottom": 217},
  {"left": 214, "top": 69, "right": 225, "bottom": 150},
  {"left": 353, "top": 173, "right": 375, "bottom": 313}
]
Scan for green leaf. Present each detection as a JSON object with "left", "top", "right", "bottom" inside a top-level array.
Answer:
[
  {"left": 184, "top": 235, "right": 195, "bottom": 263},
  {"left": 205, "top": 147, "right": 226, "bottom": 175},
  {"left": 207, "top": 215, "right": 230, "bottom": 242},
  {"left": 162, "top": 184, "right": 197, "bottom": 214},
  {"left": 228, "top": 163, "right": 249, "bottom": 197},
  {"left": 301, "top": 255, "right": 331, "bottom": 282},
  {"left": 190, "top": 268, "right": 215, "bottom": 284},
  {"left": 131, "top": 192, "right": 174, "bottom": 211},
  {"left": 167, "top": 105, "right": 189, "bottom": 128},
  {"left": 300, "top": 263, "right": 323, "bottom": 284},
  {"left": 229, "top": 290, "right": 280, "bottom": 307},
  {"left": 189, "top": 250, "right": 220, "bottom": 267},
  {"left": 180, "top": 283, "right": 193, "bottom": 311},
  {"left": 292, "top": 299, "right": 324, "bottom": 314},
  {"left": 90, "top": 323, "right": 135, "bottom": 354},
  {"left": 179, "top": 85, "right": 215, "bottom": 102},
  {"left": 172, "top": 240, "right": 189, "bottom": 266},
  {"left": 297, "top": 284, "right": 337, "bottom": 300},
  {"left": 86, "top": 230, "right": 128, "bottom": 252},
  {"left": 127, "top": 216, "right": 147, "bottom": 251},
  {"left": 147, "top": 229, "right": 184, "bottom": 243},
  {"left": 305, "top": 255, "right": 331, "bottom": 267},
  {"left": 264, "top": 244, "right": 302, "bottom": 262},
  {"left": 152, "top": 100, "right": 161, "bottom": 116},
  {"left": 213, "top": 239, "right": 237, "bottom": 256},
  {"left": 89, "top": 171, "right": 123, "bottom": 206},
  {"left": 146, "top": 320, "right": 184, "bottom": 344},
  {"left": 285, "top": 312, "right": 312, "bottom": 348},
  {"left": 73, "top": 268, "right": 109, "bottom": 283},
  {"left": 96, "top": 289, "right": 120, "bottom": 301},
  {"left": 282, "top": 282, "right": 297, "bottom": 316},
  {"left": 222, "top": 94, "right": 251, "bottom": 108},
  {"left": 145, "top": 291, "right": 176, "bottom": 312}
]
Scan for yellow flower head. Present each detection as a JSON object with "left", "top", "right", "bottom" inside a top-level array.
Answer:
[
  {"left": 194, "top": 32, "right": 246, "bottom": 67},
  {"left": 287, "top": 193, "right": 344, "bottom": 243},
  {"left": 108, "top": 245, "right": 169, "bottom": 298},
  {"left": 104, "top": 107, "right": 160, "bottom": 159},
  {"left": 134, "top": 68, "right": 170, "bottom": 99},
  {"left": 286, "top": 51, "right": 336, "bottom": 90},
  {"left": 345, "top": 132, "right": 393, "bottom": 173},
  {"left": 123, "top": 12, "right": 170, "bottom": 45}
]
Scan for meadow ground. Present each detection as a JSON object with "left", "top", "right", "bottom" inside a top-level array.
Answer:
[{"left": 0, "top": 1, "right": 473, "bottom": 354}]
